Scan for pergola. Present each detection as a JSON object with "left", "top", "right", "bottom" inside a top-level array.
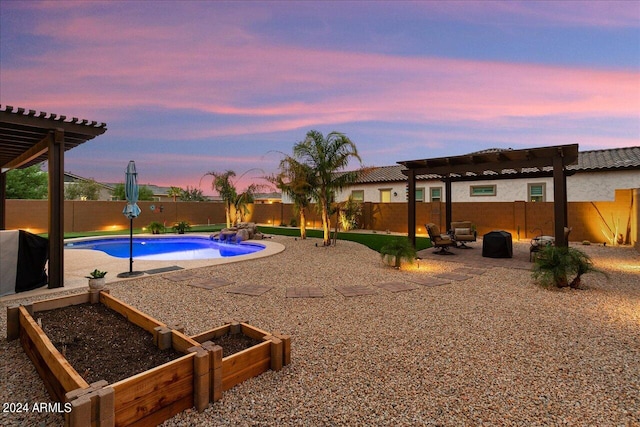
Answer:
[
  {"left": 398, "top": 144, "right": 579, "bottom": 248},
  {"left": 0, "top": 105, "right": 107, "bottom": 289}
]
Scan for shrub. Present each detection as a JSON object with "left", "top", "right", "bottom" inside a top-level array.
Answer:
[
  {"left": 380, "top": 237, "right": 417, "bottom": 269},
  {"left": 532, "top": 245, "right": 606, "bottom": 289}
]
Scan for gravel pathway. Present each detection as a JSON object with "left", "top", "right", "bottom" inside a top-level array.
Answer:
[{"left": 1, "top": 236, "right": 639, "bottom": 426}]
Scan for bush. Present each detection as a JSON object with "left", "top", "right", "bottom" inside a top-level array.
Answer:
[
  {"left": 532, "top": 245, "right": 606, "bottom": 289},
  {"left": 379, "top": 237, "right": 417, "bottom": 269},
  {"left": 289, "top": 218, "right": 298, "bottom": 227}
]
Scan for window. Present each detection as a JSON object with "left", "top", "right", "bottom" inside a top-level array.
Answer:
[
  {"left": 470, "top": 185, "right": 496, "bottom": 197},
  {"left": 528, "top": 183, "right": 545, "bottom": 202},
  {"left": 415, "top": 188, "right": 425, "bottom": 202},
  {"left": 380, "top": 189, "right": 391, "bottom": 203},
  {"left": 430, "top": 187, "right": 442, "bottom": 202},
  {"left": 351, "top": 190, "right": 364, "bottom": 202}
]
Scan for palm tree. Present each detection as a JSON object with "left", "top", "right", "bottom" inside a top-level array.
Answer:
[
  {"left": 234, "top": 183, "right": 259, "bottom": 224},
  {"left": 202, "top": 169, "right": 265, "bottom": 228},
  {"left": 269, "top": 157, "right": 315, "bottom": 239},
  {"left": 380, "top": 237, "right": 417, "bottom": 269},
  {"left": 292, "top": 130, "right": 362, "bottom": 246},
  {"left": 167, "top": 186, "right": 183, "bottom": 202},
  {"left": 203, "top": 170, "right": 237, "bottom": 228}
]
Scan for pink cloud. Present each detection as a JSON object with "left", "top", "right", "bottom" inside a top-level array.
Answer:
[{"left": 2, "top": 2, "right": 637, "bottom": 143}]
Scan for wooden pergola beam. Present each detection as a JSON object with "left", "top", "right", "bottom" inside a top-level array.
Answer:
[{"left": 3, "top": 134, "right": 49, "bottom": 171}]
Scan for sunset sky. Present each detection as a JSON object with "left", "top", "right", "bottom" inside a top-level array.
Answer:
[{"left": 1, "top": 1, "right": 638, "bottom": 194}]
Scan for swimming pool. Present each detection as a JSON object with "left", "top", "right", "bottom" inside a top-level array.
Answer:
[{"left": 64, "top": 236, "right": 266, "bottom": 261}]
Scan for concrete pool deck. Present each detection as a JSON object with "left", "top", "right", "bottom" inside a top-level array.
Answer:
[{"left": 0, "top": 234, "right": 284, "bottom": 302}]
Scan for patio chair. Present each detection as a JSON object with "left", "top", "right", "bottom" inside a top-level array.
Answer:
[
  {"left": 450, "top": 221, "right": 477, "bottom": 249},
  {"left": 425, "top": 223, "right": 455, "bottom": 255}
]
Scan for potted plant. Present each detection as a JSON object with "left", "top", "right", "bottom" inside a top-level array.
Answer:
[
  {"left": 147, "top": 221, "right": 165, "bottom": 234},
  {"left": 86, "top": 269, "right": 107, "bottom": 290},
  {"left": 172, "top": 220, "right": 191, "bottom": 234},
  {"left": 379, "top": 237, "right": 417, "bottom": 269}
]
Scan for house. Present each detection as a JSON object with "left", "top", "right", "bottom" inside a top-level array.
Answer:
[
  {"left": 64, "top": 172, "right": 115, "bottom": 200},
  {"left": 335, "top": 147, "right": 640, "bottom": 204}
]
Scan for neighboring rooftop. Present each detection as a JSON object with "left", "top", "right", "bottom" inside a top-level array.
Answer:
[{"left": 353, "top": 146, "right": 640, "bottom": 184}]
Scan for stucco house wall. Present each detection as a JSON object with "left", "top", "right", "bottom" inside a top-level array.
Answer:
[{"left": 335, "top": 169, "right": 639, "bottom": 204}]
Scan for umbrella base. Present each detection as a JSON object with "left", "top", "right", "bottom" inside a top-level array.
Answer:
[{"left": 117, "top": 271, "right": 144, "bottom": 278}]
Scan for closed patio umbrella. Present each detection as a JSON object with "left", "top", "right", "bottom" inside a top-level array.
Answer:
[{"left": 117, "top": 161, "right": 144, "bottom": 278}]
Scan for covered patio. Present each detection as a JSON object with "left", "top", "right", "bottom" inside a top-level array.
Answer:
[
  {"left": 398, "top": 144, "right": 579, "bottom": 248},
  {"left": 0, "top": 105, "right": 107, "bottom": 289}
]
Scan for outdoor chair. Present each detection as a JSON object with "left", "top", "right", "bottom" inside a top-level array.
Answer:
[
  {"left": 426, "top": 223, "right": 455, "bottom": 255},
  {"left": 450, "top": 221, "right": 477, "bottom": 248},
  {"left": 529, "top": 227, "right": 572, "bottom": 261}
]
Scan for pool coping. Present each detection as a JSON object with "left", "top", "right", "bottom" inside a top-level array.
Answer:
[{"left": 1, "top": 234, "right": 285, "bottom": 303}]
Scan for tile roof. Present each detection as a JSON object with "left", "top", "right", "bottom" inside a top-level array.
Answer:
[{"left": 354, "top": 147, "right": 640, "bottom": 184}]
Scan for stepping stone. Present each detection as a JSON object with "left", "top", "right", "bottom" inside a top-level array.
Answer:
[
  {"left": 162, "top": 270, "right": 196, "bottom": 281},
  {"left": 407, "top": 277, "right": 451, "bottom": 287},
  {"left": 286, "top": 287, "right": 324, "bottom": 298},
  {"left": 435, "top": 272, "right": 474, "bottom": 281},
  {"left": 455, "top": 267, "right": 487, "bottom": 275},
  {"left": 146, "top": 266, "right": 184, "bottom": 275},
  {"left": 334, "top": 285, "right": 377, "bottom": 297},
  {"left": 375, "top": 282, "right": 419, "bottom": 293},
  {"left": 226, "top": 284, "right": 273, "bottom": 296},
  {"left": 189, "top": 277, "right": 234, "bottom": 290}
]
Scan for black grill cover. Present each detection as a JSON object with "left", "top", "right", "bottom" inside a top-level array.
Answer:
[
  {"left": 15, "top": 230, "right": 48, "bottom": 292},
  {"left": 482, "top": 231, "right": 513, "bottom": 258}
]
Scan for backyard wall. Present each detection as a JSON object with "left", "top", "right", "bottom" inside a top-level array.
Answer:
[{"left": 4, "top": 188, "right": 638, "bottom": 247}]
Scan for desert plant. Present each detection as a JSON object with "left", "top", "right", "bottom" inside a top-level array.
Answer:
[
  {"left": 380, "top": 237, "right": 417, "bottom": 269},
  {"left": 86, "top": 269, "right": 107, "bottom": 279},
  {"left": 532, "top": 245, "right": 606, "bottom": 289},
  {"left": 172, "top": 221, "right": 191, "bottom": 234},
  {"left": 147, "top": 221, "right": 165, "bottom": 234}
]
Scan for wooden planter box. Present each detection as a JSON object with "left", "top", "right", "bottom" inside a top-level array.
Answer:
[{"left": 7, "top": 291, "right": 291, "bottom": 427}]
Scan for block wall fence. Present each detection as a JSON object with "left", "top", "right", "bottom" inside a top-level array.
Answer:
[{"left": 5, "top": 189, "right": 638, "bottom": 247}]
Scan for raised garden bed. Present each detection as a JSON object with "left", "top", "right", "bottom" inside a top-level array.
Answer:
[{"left": 7, "top": 290, "right": 291, "bottom": 427}]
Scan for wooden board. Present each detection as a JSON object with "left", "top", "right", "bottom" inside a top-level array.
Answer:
[
  {"left": 190, "top": 324, "right": 231, "bottom": 343},
  {"left": 99, "top": 292, "right": 165, "bottom": 333},
  {"left": 222, "top": 341, "right": 271, "bottom": 391},
  {"left": 241, "top": 323, "right": 269, "bottom": 340},
  {"left": 112, "top": 355, "right": 194, "bottom": 426},
  {"left": 32, "top": 293, "right": 91, "bottom": 313},
  {"left": 19, "top": 306, "right": 89, "bottom": 401},
  {"left": 171, "top": 330, "right": 201, "bottom": 353}
]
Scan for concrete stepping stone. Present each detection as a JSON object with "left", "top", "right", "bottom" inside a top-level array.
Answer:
[
  {"left": 435, "top": 272, "right": 474, "bottom": 281},
  {"left": 334, "top": 285, "right": 377, "bottom": 297},
  {"left": 286, "top": 287, "right": 324, "bottom": 298},
  {"left": 375, "top": 282, "right": 419, "bottom": 293},
  {"left": 189, "top": 277, "right": 234, "bottom": 290},
  {"left": 146, "top": 266, "right": 184, "bottom": 275},
  {"left": 455, "top": 267, "right": 487, "bottom": 275},
  {"left": 406, "top": 277, "right": 451, "bottom": 287},
  {"left": 226, "top": 284, "right": 273, "bottom": 296},
  {"left": 162, "top": 270, "right": 197, "bottom": 281}
]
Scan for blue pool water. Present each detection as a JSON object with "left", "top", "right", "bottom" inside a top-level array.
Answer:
[{"left": 64, "top": 236, "right": 265, "bottom": 261}]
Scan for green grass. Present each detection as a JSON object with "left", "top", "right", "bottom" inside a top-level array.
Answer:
[{"left": 255, "top": 226, "right": 431, "bottom": 252}]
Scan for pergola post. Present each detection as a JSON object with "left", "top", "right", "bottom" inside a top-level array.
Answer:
[
  {"left": 445, "top": 178, "right": 452, "bottom": 233},
  {"left": 553, "top": 154, "right": 568, "bottom": 247},
  {"left": 48, "top": 129, "right": 65, "bottom": 288},
  {"left": 407, "top": 169, "right": 416, "bottom": 247},
  {"left": 0, "top": 171, "right": 6, "bottom": 230}
]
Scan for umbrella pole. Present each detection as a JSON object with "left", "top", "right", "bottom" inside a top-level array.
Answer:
[{"left": 129, "top": 217, "right": 133, "bottom": 273}]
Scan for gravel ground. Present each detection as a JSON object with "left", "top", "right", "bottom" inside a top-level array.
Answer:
[{"left": 1, "top": 236, "right": 638, "bottom": 426}]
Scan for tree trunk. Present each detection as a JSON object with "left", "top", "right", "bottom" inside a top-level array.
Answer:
[
  {"left": 299, "top": 210, "right": 307, "bottom": 239},
  {"left": 321, "top": 200, "right": 330, "bottom": 246},
  {"left": 569, "top": 274, "right": 582, "bottom": 289},
  {"left": 225, "top": 202, "right": 232, "bottom": 228}
]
